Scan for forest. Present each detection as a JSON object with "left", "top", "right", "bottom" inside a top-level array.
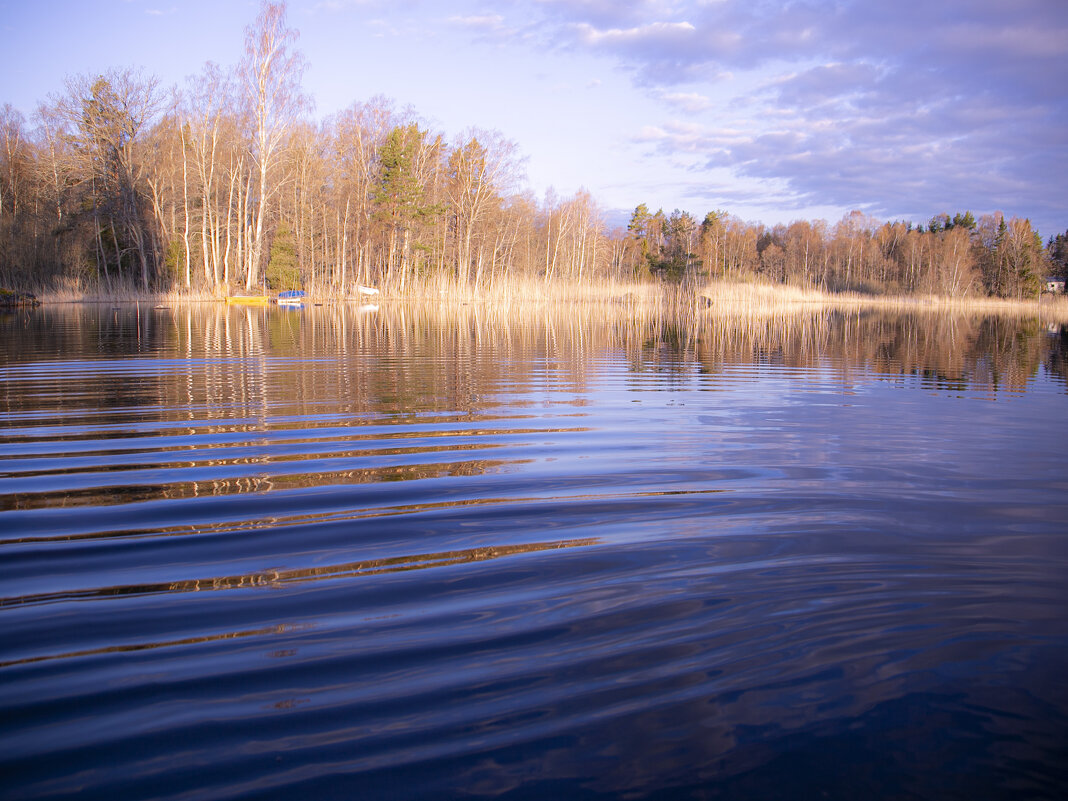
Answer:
[{"left": 0, "top": 2, "right": 1065, "bottom": 300}]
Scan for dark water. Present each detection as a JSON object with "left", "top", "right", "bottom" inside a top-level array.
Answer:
[{"left": 2, "top": 303, "right": 1067, "bottom": 801}]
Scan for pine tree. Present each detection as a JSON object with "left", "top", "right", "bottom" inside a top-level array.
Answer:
[
  {"left": 1047, "top": 230, "right": 1068, "bottom": 281},
  {"left": 266, "top": 222, "right": 300, "bottom": 290}
]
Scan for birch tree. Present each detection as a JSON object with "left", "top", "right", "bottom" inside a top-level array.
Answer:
[
  {"left": 447, "top": 128, "right": 519, "bottom": 283},
  {"left": 241, "top": 1, "right": 306, "bottom": 290},
  {"left": 186, "top": 63, "right": 232, "bottom": 289},
  {"left": 330, "top": 96, "right": 398, "bottom": 289}
]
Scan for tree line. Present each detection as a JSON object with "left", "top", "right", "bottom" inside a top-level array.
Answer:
[
  {"left": 630, "top": 207, "right": 1065, "bottom": 299},
  {"left": 0, "top": 1, "right": 1065, "bottom": 299}
]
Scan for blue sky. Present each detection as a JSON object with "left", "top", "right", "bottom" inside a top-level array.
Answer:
[{"left": 4, "top": 0, "right": 1067, "bottom": 236}]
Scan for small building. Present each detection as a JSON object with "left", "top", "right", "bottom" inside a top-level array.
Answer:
[{"left": 1044, "top": 277, "right": 1065, "bottom": 294}]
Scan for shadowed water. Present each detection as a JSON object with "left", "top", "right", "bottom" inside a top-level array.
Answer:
[{"left": 2, "top": 303, "right": 1067, "bottom": 800}]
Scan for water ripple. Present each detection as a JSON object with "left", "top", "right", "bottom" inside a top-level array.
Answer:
[{"left": 2, "top": 306, "right": 1067, "bottom": 801}]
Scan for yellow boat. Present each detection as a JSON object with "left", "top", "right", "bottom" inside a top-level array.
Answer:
[{"left": 226, "top": 295, "right": 268, "bottom": 306}]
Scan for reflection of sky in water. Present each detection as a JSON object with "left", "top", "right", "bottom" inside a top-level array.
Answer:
[{"left": 1, "top": 306, "right": 1066, "bottom": 801}]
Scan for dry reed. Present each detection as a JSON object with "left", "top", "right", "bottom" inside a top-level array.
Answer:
[
  {"left": 29, "top": 273, "right": 1068, "bottom": 324},
  {"left": 693, "top": 279, "right": 1068, "bottom": 322}
]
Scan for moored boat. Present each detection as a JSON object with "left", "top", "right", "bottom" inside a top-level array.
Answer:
[
  {"left": 276, "top": 289, "right": 306, "bottom": 306},
  {"left": 226, "top": 294, "right": 268, "bottom": 305}
]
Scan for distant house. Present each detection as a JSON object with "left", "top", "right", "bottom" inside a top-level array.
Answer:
[{"left": 1045, "top": 277, "right": 1065, "bottom": 294}]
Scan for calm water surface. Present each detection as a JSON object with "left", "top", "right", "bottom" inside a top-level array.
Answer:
[{"left": 2, "top": 304, "right": 1067, "bottom": 800}]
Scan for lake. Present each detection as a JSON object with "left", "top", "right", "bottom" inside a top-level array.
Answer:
[{"left": 2, "top": 302, "right": 1067, "bottom": 800}]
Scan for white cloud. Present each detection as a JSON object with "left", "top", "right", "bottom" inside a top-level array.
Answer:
[
  {"left": 654, "top": 90, "right": 712, "bottom": 113},
  {"left": 575, "top": 20, "right": 697, "bottom": 46},
  {"left": 515, "top": 0, "right": 1067, "bottom": 230}
]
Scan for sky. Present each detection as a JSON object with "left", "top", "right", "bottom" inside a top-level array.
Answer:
[{"left": 3, "top": 0, "right": 1067, "bottom": 237}]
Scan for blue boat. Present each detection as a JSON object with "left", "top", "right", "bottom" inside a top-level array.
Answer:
[{"left": 276, "top": 290, "right": 306, "bottom": 306}]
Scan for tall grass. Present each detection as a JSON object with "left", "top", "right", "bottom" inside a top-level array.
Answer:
[
  {"left": 385, "top": 273, "right": 1068, "bottom": 325},
  {"left": 691, "top": 279, "right": 1068, "bottom": 321},
  {"left": 682, "top": 279, "right": 1068, "bottom": 324},
  {"left": 379, "top": 273, "right": 657, "bottom": 307},
  {"left": 27, "top": 272, "right": 1068, "bottom": 324},
  {"left": 36, "top": 277, "right": 223, "bottom": 305}
]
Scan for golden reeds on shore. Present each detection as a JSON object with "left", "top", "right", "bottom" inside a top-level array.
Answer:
[
  {"left": 695, "top": 280, "right": 1068, "bottom": 322},
  {"left": 29, "top": 275, "right": 1068, "bottom": 323},
  {"left": 35, "top": 283, "right": 224, "bottom": 305},
  {"left": 389, "top": 275, "right": 1068, "bottom": 323}
]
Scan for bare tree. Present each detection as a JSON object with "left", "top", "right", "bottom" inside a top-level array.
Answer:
[
  {"left": 183, "top": 62, "right": 236, "bottom": 289},
  {"left": 241, "top": 0, "right": 307, "bottom": 291},
  {"left": 447, "top": 128, "right": 520, "bottom": 283},
  {"left": 330, "top": 96, "right": 400, "bottom": 289},
  {"left": 0, "top": 105, "right": 29, "bottom": 280},
  {"left": 60, "top": 68, "right": 163, "bottom": 289}
]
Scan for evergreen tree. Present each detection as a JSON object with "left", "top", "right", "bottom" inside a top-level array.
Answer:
[
  {"left": 660, "top": 208, "right": 697, "bottom": 280},
  {"left": 374, "top": 124, "right": 439, "bottom": 279},
  {"left": 1047, "top": 230, "right": 1068, "bottom": 280},
  {"left": 375, "top": 125, "right": 426, "bottom": 223},
  {"left": 627, "top": 204, "right": 651, "bottom": 256},
  {"left": 266, "top": 222, "right": 300, "bottom": 290},
  {"left": 951, "top": 211, "right": 976, "bottom": 230}
]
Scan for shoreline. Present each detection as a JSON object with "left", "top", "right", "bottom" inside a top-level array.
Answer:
[{"left": 13, "top": 279, "right": 1068, "bottom": 322}]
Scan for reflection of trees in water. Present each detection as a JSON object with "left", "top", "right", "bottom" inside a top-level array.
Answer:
[
  {"left": 5, "top": 304, "right": 1066, "bottom": 431},
  {"left": 0, "top": 456, "right": 520, "bottom": 511},
  {"left": 3, "top": 305, "right": 1065, "bottom": 513},
  {"left": 645, "top": 310, "right": 1062, "bottom": 394},
  {"left": 10, "top": 305, "right": 1062, "bottom": 417},
  {"left": 6, "top": 303, "right": 1066, "bottom": 413},
  {"left": 2, "top": 538, "right": 597, "bottom": 610},
  {"left": 1043, "top": 324, "right": 1068, "bottom": 388}
]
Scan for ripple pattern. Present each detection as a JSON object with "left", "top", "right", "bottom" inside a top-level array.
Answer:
[{"left": 2, "top": 306, "right": 1068, "bottom": 801}]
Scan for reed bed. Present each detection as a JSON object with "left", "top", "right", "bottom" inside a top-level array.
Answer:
[
  {"left": 27, "top": 273, "right": 1068, "bottom": 324},
  {"left": 381, "top": 273, "right": 660, "bottom": 311},
  {"left": 368, "top": 273, "right": 1068, "bottom": 325},
  {"left": 693, "top": 279, "right": 1068, "bottom": 322},
  {"left": 37, "top": 281, "right": 224, "bottom": 305}
]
